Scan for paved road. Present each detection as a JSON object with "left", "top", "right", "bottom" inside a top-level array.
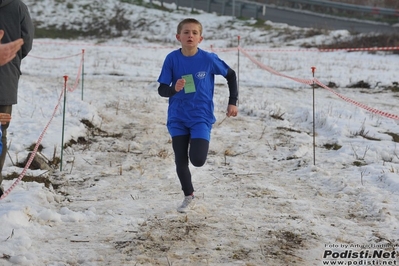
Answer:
[{"left": 159, "top": 0, "right": 399, "bottom": 34}]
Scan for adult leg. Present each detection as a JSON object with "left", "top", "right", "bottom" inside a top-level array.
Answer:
[
  {"left": 189, "top": 138, "right": 209, "bottom": 167},
  {"left": 0, "top": 105, "right": 12, "bottom": 188},
  {"left": 172, "top": 135, "right": 193, "bottom": 196}
]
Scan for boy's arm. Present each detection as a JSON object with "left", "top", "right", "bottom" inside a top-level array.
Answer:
[
  {"left": 225, "top": 68, "right": 238, "bottom": 106},
  {"left": 158, "top": 83, "right": 178, "bottom": 97}
]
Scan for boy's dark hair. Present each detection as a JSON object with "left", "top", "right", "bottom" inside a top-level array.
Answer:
[{"left": 177, "top": 18, "right": 203, "bottom": 35}]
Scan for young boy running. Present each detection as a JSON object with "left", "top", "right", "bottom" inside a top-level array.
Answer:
[{"left": 157, "top": 18, "right": 238, "bottom": 212}]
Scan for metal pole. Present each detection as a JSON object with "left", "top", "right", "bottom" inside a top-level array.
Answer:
[
  {"left": 311, "top": 67, "right": 316, "bottom": 166},
  {"left": 232, "top": 0, "right": 235, "bottom": 17},
  {"left": 237, "top": 35, "right": 240, "bottom": 106},
  {"left": 60, "top": 75, "right": 68, "bottom": 171},
  {"left": 81, "top": 49, "right": 85, "bottom": 101}
]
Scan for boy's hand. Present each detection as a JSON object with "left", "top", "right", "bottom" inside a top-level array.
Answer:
[
  {"left": 226, "top": 104, "right": 238, "bottom": 117},
  {"left": 174, "top": 78, "right": 186, "bottom": 92},
  {"left": 0, "top": 113, "right": 11, "bottom": 124}
]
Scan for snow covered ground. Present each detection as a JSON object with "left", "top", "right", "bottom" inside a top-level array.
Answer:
[{"left": 0, "top": 1, "right": 399, "bottom": 265}]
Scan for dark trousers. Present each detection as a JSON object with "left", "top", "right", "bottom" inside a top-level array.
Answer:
[
  {"left": 0, "top": 105, "right": 12, "bottom": 186},
  {"left": 172, "top": 135, "right": 209, "bottom": 196}
]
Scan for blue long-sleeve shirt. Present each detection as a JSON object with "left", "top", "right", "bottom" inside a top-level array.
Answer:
[{"left": 158, "top": 48, "right": 237, "bottom": 125}]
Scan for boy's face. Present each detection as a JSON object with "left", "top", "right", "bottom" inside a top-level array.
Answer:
[{"left": 176, "top": 23, "right": 203, "bottom": 48}]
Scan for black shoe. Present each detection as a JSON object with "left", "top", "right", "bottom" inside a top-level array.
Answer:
[{"left": 0, "top": 186, "right": 4, "bottom": 197}]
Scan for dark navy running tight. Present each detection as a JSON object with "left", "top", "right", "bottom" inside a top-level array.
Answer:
[{"left": 172, "top": 135, "right": 209, "bottom": 196}]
